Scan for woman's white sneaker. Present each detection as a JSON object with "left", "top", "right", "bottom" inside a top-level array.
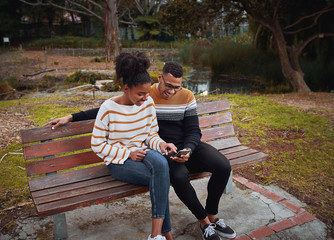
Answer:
[{"left": 148, "top": 234, "right": 167, "bottom": 240}]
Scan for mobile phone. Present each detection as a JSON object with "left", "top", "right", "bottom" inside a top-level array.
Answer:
[{"left": 175, "top": 149, "right": 191, "bottom": 157}]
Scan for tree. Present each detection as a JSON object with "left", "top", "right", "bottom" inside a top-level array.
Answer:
[
  {"left": 159, "top": 0, "right": 223, "bottom": 39},
  {"left": 118, "top": 0, "right": 168, "bottom": 41},
  {"left": 223, "top": 0, "right": 334, "bottom": 92},
  {"left": 19, "top": 0, "right": 120, "bottom": 61}
]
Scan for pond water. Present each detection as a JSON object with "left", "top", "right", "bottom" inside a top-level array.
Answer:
[
  {"left": 183, "top": 66, "right": 266, "bottom": 95},
  {"left": 156, "top": 50, "right": 266, "bottom": 95}
]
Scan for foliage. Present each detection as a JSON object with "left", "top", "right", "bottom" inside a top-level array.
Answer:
[
  {"left": 135, "top": 15, "right": 169, "bottom": 41},
  {"left": 180, "top": 38, "right": 334, "bottom": 92},
  {"left": 0, "top": 0, "right": 23, "bottom": 42},
  {"left": 65, "top": 71, "right": 109, "bottom": 85},
  {"left": 159, "top": 1, "right": 223, "bottom": 39},
  {"left": 25, "top": 36, "right": 104, "bottom": 50}
]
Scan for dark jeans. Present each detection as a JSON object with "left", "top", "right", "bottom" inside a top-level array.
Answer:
[{"left": 165, "top": 141, "right": 231, "bottom": 220}]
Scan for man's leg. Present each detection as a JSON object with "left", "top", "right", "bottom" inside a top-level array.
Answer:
[
  {"left": 165, "top": 155, "right": 207, "bottom": 221},
  {"left": 186, "top": 142, "right": 231, "bottom": 216},
  {"left": 187, "top": 142, "right": 235, "bottom": 239}
]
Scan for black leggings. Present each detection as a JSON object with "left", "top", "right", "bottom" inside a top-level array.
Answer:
[{"left": 165, "top": 142, "right": 231, "bottom": 220}]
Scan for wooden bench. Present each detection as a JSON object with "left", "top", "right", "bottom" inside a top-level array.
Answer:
[{"left": 20, "top": 99, "right": 267, "bottom": 239}]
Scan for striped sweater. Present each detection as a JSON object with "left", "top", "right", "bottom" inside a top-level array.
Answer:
[
  {"left": 149, "top": 84, "right": 202, "bottom": 152},
  {"left": 91, "top": 96, "right": 165, "bottom": 165}
]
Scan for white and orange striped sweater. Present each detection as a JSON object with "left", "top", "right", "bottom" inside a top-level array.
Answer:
[{"left": 91, "top": 96, "right": 165, "bottom": 165}]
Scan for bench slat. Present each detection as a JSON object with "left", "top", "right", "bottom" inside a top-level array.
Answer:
[
  {"left": 220, "top": 145, "right": 249, "bottom": 155},
  {"left": 33, "top": 180, "right": 129, "bottom": 205},
  {"left": 36, "top": 184, "right": 149, "bottom": 217},
  {"left": 225, "top": 148, "right": 259, "bottom": 160},
  {"left": 229, "top": 152, "right": 268, "bottom": 169},
  {"left": 24, "top": 135, "right": 91, "bottom": 160},
  {"left": 205, "top": 137, "right": 241, "bottom": 150},
  {"left": 199, "top": 112, "right": 232, "bottom": 128},
  {"left": 197, "top": 99, "right": 230, "bottom": 115},
  {"left": 25, "top": 151, "right": 102, "bottom": 176},
  {"left": 29, "top": 165, "right": 109, "bottom": 192},
  {"left": 32, "top": 175, "right": 115, "bottom": 198},
  {"left": 20, "top": 120, "right": 95, "bottom": 144},
  {"left": 201, "top": 124, "right": 235, "bottom": 141}
]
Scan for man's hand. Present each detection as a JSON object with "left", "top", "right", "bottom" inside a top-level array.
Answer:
[
  {"left": 159, "top": 142, "right": 177, "bottom": 155},
  {"left": 171, "top": 148, "right": 191, "bottom": 163},
  {"left": 129, "top": 150, "right": 146, "bottom": 161},
  {"left": 43, "top": 115, "right": 73, "bottom": 130}
]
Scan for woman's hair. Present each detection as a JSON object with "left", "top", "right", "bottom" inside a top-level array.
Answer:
[{"left": 115, "top": 51, "right": 151, "bottom": 88}]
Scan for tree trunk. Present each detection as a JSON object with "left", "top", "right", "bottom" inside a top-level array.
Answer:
[
  {"left": 104, "top": 0, "right": 121, "bottom": 62},
  {"left": 272, "top": 21, "right": 311, "bottom": 92}
]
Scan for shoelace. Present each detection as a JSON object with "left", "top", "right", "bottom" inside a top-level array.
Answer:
[
  {"left": 203, "top": 223, "right": 217, "bottom": 238},
  {"left": 216, "top": 218, "right": 226, "bottom": 228}
]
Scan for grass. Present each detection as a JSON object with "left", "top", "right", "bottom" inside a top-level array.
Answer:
[
  {"left": 0, "top": 93, "right": 333, "bottom": 233},
  {"left": 205, "top": 94, "right": 333, "bottom": 230}
]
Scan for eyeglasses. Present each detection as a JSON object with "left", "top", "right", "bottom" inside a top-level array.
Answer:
[{"left": 161, "top": 74, "right": 182, "bottom": 92}]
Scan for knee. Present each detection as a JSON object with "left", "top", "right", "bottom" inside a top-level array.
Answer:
[
  {"left": 169, "top": 168, "right": 189, "bottom": 185},
  {"left": 214, "top": 157, "right": 231, "bottom": 175},
  {"left": 146, "top": 150, "right": 169, "bottom": 171}
]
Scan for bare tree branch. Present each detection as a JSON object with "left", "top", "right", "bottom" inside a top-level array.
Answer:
[
  {"left": 134, "top": 0, "right": 144, "bottom": 15},
  {"left": 86, "top": 0, "right": 103, "bottom": 10},
  {"left": 273, "top": 0, "right": 281, "bottom": 20},
  {"left": 296, "top": 33, "right": 334, "bottom": 56},
  {"left": 19, "top": 0, "right": 104, "bottom": 21},
  {"left": 284, "top": 7, "right": 334, "bottom": 31}
]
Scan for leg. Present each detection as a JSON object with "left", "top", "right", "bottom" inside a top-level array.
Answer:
[
  {"left": 187, "top": 142, "right": 231, "bottom": 216},
  {"left": 165, "top": 154, "right": 207, "bottom": 221},
  {"left": 108, "top": 150, "right": 171, "bottom": 238},
  {"left": 143, "top": 150, "right": 171, "bottom": 236}
]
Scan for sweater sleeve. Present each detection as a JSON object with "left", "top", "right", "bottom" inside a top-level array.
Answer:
[
  {"left": 72, "top": 108, "right": 99, "bottom": 122},
  {"left": 91, "top": 104, "right": 130, "bottom": 165},
  {"left": 182, "top": 99, "right": 202, "bottom": 152},
  {"left": 145, "top": 114, "right": 165, "bottom": 153}
]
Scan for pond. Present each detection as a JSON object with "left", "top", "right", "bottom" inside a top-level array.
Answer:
[
  {"left": 182, "top": 66, "right": 266, "bottom": 95},
  {"left": 156, "top": 50, "right": 266, "bottom": 95}
]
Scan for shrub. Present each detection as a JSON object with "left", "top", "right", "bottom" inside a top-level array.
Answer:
[{"left": 65, "top": 71, "right": 109, "bottom": 85}]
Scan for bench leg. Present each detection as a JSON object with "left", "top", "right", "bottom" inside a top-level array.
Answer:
[
  {"left": 224, "top": 170, "right": 233, "bottom": 194},
  {"left": 54, "top": 213, "right": 68, "bottom": 240}
]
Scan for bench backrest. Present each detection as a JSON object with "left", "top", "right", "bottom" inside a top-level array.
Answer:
[{"left": 21, "top": 99, "right": 238, "bottom": 177}]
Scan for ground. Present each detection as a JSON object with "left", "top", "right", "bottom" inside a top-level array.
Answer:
[{"left": 1, "top": 50, "right": 333, "bottom": 237}]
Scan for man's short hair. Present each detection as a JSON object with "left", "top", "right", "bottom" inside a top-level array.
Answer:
[{"left": 162, "top": 61, "right": 183, "bottom": 78}]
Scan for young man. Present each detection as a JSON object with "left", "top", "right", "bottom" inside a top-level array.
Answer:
[{"left": 44, "top": 62, "right": 236, "bottom": 240}]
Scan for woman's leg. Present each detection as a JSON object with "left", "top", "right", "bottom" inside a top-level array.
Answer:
[
  {"left": 108, "top": 150, "right": 171, "bottom": 237},
  {"left": 142, "top": 150, "right": 171, "bottom": 235}
]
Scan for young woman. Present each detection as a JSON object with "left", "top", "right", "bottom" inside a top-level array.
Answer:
[{"left": 91, "top": 52, "right": 176, "bottom": 240}]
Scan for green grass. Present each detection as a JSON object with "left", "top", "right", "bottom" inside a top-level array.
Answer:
[{"left": 204, "top": 94, "right": 333, "bottom": 227}]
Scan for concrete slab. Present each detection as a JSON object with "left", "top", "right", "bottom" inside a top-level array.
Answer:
[{"left": 0, "top": 176, "right": 329, "bottom": 240}]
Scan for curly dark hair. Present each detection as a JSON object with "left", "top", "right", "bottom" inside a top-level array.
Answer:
[
  {"left": 162, "top": 61, "right": 183, "bottom": 78},
  {"left": 115, "top": 51, "right": 151, "bottom": 88}
]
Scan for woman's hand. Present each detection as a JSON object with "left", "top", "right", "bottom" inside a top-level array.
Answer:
[
  {"left": 159, "top": 142, "right": 177, "bottom": 155},
  {"left": 43, "top": 115, "right": 73, "bottom": 130},
  {"left": 129, "top": 149, "right": 146, "bottom": 161}
]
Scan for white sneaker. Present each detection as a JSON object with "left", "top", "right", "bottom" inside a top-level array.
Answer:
[{"left": 148, "top": 234, "right": 166, "bottom": 240}]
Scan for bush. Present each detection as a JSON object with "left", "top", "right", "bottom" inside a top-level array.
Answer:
[{"left": 65, "top": 71, "right": 109, "bottom": 85}]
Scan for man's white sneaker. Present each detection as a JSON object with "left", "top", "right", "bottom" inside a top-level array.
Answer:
[{"left": 213, "top": 218, "right": 236, "bottom": 239}]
